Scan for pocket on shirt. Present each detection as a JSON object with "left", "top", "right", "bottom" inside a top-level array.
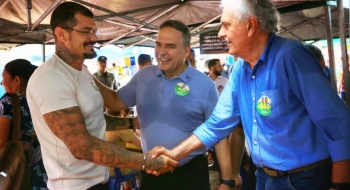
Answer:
[{"left": 258, "top": 89, "right": 284, "bottom": 121}]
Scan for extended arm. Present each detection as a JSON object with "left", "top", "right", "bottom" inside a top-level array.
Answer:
[
  {"left": 94, "top": 76, "right": 128, "bottom": 112},
  {"left": 43, "top": 106, "right": 177, "bottom": 172},
  {"left": 214, "top": 137, "right": 234, "bottom": 190},
  {"left": 229, "top": 126, "right": 246, "bottom": 189}
]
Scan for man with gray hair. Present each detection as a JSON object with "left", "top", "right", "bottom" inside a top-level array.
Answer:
[{"left": 150, "top": 0, "right": 350, "bottom": 189}]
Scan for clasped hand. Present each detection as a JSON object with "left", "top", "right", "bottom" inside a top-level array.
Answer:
[{"left": 147, "top": 146, "right": 176, "bottom": 176}]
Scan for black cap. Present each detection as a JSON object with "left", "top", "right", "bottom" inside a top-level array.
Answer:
[{"left": 97, "top": 56, "right": 107, "bottom": 62}]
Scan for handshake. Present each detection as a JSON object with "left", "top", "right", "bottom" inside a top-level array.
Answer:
[{"left": 143, "top": 146, "right": 178, "bottom": 176}]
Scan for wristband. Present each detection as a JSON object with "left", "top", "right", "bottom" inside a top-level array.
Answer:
[{"left": 220, "top": 179, "right": 235, "bottom": 187}]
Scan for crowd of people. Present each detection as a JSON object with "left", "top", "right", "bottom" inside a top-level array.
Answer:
[{"left": 0, "top": 0, "right": 349, "bottom": 190}]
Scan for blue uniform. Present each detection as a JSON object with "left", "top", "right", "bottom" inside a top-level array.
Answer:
[
  {"left": 194, "top": 34, "right": 350, "bottom": 171},
  {"left": 117, "top": 64, "right": 218, "bottom": 165}
]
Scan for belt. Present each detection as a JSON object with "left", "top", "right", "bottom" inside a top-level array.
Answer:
[{"left": 262, "top": 158, "right": 331, "bottom": 177}]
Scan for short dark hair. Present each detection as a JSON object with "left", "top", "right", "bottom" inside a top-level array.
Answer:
[
  {"left": 50, "top": 2, "right": 94, "bottom": 39},
  {"left": 4, "top": 59, "right": 37, "bottom": 88},
  {"left": 138, "top": 54, "right": 152, "bottom": 66},
  {"left": 159, "top": 20, "right": 191, "bottom": 47},
  {"left": 208, "top": 59, "right": 220, "bottom": 69},
  {"left": 305, "top": 44, "right": 324, "bottom": 61}
]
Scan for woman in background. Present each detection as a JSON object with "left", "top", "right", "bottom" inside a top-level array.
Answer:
[{"left": 0, "top": 59, "right": 47, "bottom": 189}]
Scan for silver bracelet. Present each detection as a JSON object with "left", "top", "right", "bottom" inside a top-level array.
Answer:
[{"left": 142, "top": 154, "right": 146, "bottom": 170}]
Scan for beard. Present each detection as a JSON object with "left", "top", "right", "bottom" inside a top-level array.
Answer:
[
  {"left": 83, "top": 41, "right": 97, "bottom": 59},
  {"left": 84, "top": 51, "right": 97, "bottom": 59},
  {"left": 214, "top": 70, "right": 222, "bottom": 76}
]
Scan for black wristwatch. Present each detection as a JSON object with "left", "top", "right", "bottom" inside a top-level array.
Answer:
[
  {"left": 330, "top": 182, "right": 350, "bottom": 190},
  {"left": 220, "top": 179, "right": 235, "bottom": 187}
]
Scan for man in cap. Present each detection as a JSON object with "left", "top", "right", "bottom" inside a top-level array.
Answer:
[{"left": 93, "top": 55, "right": 118, "bottom": 90}]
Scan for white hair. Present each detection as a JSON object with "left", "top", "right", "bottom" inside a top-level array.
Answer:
[{"left": 220, "top": 0, "right": 280, "bottom": 33}]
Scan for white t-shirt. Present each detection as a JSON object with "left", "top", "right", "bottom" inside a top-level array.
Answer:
[
  {"left": 213, "top": 76, "right": 228, "bottom": 96},
  {"left": 27, "top": 54, "right": 108, "bottom": 190}
]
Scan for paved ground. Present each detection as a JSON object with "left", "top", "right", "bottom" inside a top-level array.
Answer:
[{"left": 209, "top": 169, "right": 220, "bottom": 190}]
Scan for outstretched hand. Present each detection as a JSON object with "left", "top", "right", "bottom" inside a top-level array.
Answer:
[{"left": 146, "top": 146, "right": 177, "bottom": 176}]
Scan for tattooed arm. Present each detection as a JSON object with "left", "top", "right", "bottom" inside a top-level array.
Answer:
[
  {"left": 104, "top": 113, "right": 139, "bottom": 131},
  {"left": 104, "top": 113, "right": 128, "bottom": 131},
  {"left": 43, "top": 106, "right": 177, "bottom": 172}
]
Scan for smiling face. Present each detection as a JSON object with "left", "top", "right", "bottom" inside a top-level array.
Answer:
[
  {"left": 63, "top": 13, "right": 98, "bottom": 60},
  {"left": 218, "top": 8, "right": 249, "bottom": 57},
  {"left": 155, "top": 27, "right": 190, "bottom": 78}
]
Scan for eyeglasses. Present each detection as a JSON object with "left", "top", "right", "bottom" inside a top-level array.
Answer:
[{"left": 62, "top": 27, "right": 100, "bottom": 37}]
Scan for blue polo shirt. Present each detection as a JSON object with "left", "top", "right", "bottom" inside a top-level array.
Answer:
[
  {"left": 194, "top": 34, "right": 350, "bottom": 171},
  {"left": 117, "top": 64, "right": 218, "bottom": 165}
]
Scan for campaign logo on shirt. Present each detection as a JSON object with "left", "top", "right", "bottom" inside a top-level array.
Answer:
[
  {"left": 217, "top": 85, "right": 224, "bottom": 92},
  {"left": 257, "top": 95, "right": 272, "bottom": 116},
  {"left": 89, "top": 77, "right": 100, "bottom": 91},
  {"left": 174, "top": 82, "right": 190, "bottom": 96}
]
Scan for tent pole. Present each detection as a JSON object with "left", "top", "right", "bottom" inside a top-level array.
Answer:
[
  {"left": 42, "top": 34, "right": 45, "bottom": 63},
  {"left": 338, "top": 0, "right": 350, "bottom": 107},
  {"left": 324, "top": 5, "right": 337, "bottom": 91},
  {"left": 25, "top": 0, "right": 32, "bottom": 31}
]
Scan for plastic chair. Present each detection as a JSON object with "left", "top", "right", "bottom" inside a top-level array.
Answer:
[{"left": 109, "top": 168, "right": 139, "bottom": 190}]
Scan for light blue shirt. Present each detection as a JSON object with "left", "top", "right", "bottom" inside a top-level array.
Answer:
[
  {"left": 194, "top": 34, "right": 350, "bottom": 171},
  {"left": 117, "top": 64, "right": 218, "bottom": 165}
]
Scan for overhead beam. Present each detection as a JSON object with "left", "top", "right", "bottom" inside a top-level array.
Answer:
[
  {"left": 31, "top": 0, "right": 62, "bottom": 31},
  {"left": 282, "top": 14, "right": 346, "bottom": 26},
  {"left": 94, "top": 2, "right": 182, "bottom": 21},
  {"left": 122, "top": 38, "right": 148, "bottom": 49},
  {"left": 102, "top": 4, "right": 179, "bottom": 47},
  {"left": 310, "top": 22, "right": 325, "bottom": 37},
  {"left": 0, "top": 18, "right": 26, "bottom": 31},
  {"left": 191, "top": 24, "right": 221, "bottom": 37},
  {"left": 104, "top": 19, "right": 158, "bottom": 33},
  {"left": 0, "top": 0, "right": 10, "bottom": 11},
  {"left": 190, "top": 14, "right": 221, "bottom": 34},
  {"left": 118, "top": 15, "right": 158, "bottom": 30},
  {"left": 72, "top": 0, "right": 166, "bottom": 30},
  {"left": 140, "top": 35, "right": 156, "bottom": 41},
  {"left": 277, "top": 8, "right": 337, "bottom": 37},
  {"left": 280, "top": 26, "right": 302, "bottom": 41}
]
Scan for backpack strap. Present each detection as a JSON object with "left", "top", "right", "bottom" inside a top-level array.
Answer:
[
  {"left": 8, "top": 93, "right": 21, "bottom": 140},
  {"left": 8, "top": 93, "right": 34, "bottom": 151}
]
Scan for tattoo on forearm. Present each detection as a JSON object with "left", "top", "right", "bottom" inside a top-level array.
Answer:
[
  {"left": 43, "top": 106, "right": 164, "bottom": 171},
  {"left": 104, "top": 114, "right": 129, "bottom": 130}
]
